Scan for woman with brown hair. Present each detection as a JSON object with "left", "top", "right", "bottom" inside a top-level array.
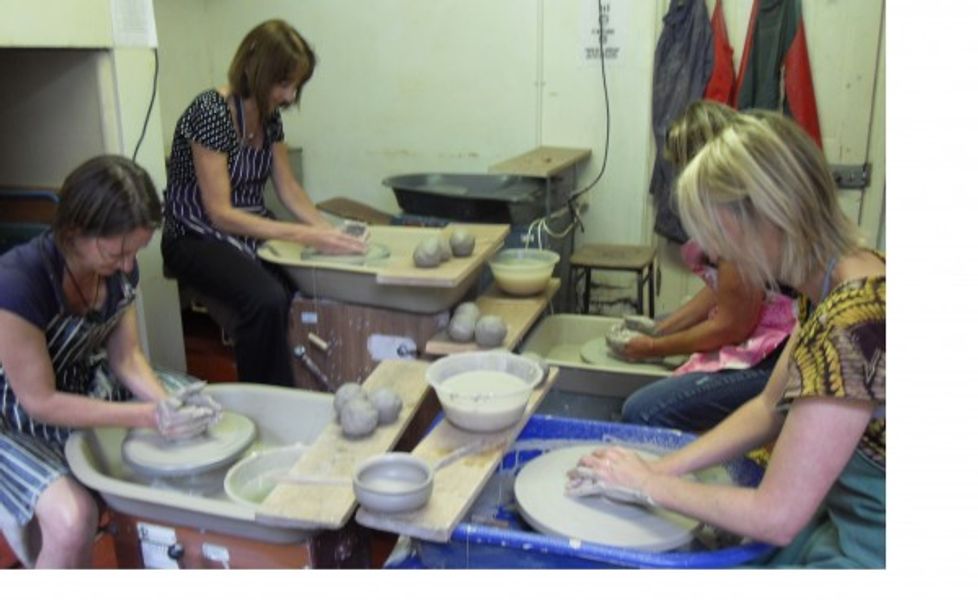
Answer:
[{"left": 162, "top": 20, "right": 366, "bottom": 386}]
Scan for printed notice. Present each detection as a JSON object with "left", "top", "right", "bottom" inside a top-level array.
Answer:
[
  {"left": 111, "top": 0, "right": 158, "bottom": 48},
  {"left": 581, "top": 0, "right": 625, "bottom": 64}
]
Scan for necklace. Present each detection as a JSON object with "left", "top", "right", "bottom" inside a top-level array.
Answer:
[{"left": 65, "top": 261, "right": 100, "bottom": 316}]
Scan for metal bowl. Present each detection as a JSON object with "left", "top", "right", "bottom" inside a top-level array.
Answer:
[{"left": 353, "top": 452, "right": 433, "bottom": 513}]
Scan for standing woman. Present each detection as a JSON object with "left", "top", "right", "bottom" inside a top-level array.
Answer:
[
  {"left": 161, "top": 20, "right": 365, "bottom": 386},
  {"left": 0, "top": 156, "right": 217, "bottom": 568},
  {"left": 573, "top": 113, "right": 885, "bottom": 567}
]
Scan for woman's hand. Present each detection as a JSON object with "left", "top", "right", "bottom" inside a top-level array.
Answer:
[
  {"left": 605, "top": 322, "right": 656, "bottom": 361},
  {"left": 566, "top": 446, "right": 667, "bottom": 506},
  {"left": 303, "top": 225, "right": 368, "bottom": 255}
]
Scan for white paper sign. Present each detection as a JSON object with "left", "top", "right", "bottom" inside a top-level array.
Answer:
[
  {"left": 111, "top": 0, "right": 158, "bottom": 48},
  {"left": 581, "top": 0, "right": 625, "bottom": 64}
]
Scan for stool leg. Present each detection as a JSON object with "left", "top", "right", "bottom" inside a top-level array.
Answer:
[
  {"left": 648, "top": 264, "right": 655, "bottom": 318},
  {"left": 636, "top": 270, "right": 644, "bottom": 316},
  {"left": 583, "top": 268, "right": 592, "bottom": 314}
]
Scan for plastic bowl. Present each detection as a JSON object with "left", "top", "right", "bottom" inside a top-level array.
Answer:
[
  {"left": 223, "top": 445, "right": 305, "bottom": 508},
  {"left": 488, "top": 248, "right": 560, "bottom": 296},
  {"left": 354, "top": 452, "right": 433, "bottom": 513},
  {"left": 426, "top": 351, "right": 544, "bottom": 432}
]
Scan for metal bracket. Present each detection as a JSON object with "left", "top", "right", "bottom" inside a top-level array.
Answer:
[{"left": 830, "top": 163, "right": 871, "bottom": 190}]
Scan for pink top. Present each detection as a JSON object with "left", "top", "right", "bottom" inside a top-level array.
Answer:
[{"left": 672, "top": 241, "right": 796, "bottom": 376}]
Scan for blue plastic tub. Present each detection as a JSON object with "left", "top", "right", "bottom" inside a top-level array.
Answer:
[{"left": 388, "top": 414, "right": 772, "bottom": 569}]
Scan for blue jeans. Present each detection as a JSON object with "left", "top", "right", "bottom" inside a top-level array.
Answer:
[{"left": 622, "top": 366, "right": 775, "bottom": 431}]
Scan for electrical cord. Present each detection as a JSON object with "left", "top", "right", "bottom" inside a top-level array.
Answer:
[
  {"left": 132, "top": 47, "right": 160, "bottom": 162},
  {"left": 524, "top": 0, "right": 611, "bottom": 248}
]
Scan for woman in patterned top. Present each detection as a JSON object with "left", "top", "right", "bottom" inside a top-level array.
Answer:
[
  {"left": 0, "top": 156, "right": 218, "bottom": 567},
  {"left": 572, "top": 113, "right": 885, "bottom": 567},
  {"left": 161, "top": 20, "right": 365, "bottom": 386}
]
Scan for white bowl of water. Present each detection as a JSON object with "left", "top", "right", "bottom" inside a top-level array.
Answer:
[{"left": 426, "top": 351, "right": 544, "bottom": 432}]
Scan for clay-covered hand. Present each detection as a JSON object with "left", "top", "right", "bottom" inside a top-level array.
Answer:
[
  {"left": 173, "top": 382, "right": 223, "bottom": 425},
  {"left": 565, "top": 446, "right": 661, "bottom": 507},
  {"left": 154, "top": 395, "right": 216, "bottom": 441},
  {"left": 305, "top": 226, "right": 368, "bottom": 256},
  {"left": 605, "top": 323, "right": 654, "bottom": 361},
  {"left": 340, "top": 219, "right": 371, "bottom": 243},
  {"left": 622, "top": 315, "right": 659, "bottom": 336},
  {"left": 565, "top": 467, "right": 656, "bottom": 507}
]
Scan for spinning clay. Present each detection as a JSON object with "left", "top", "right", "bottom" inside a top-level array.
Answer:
[
  {"left": 449, "top": 229, "right": 476, "bottom": 257},
  {"left": 474, "top": 315, "right": 508, "bottom": 348},
  {"left": 340, "top": 399, "right": 379, "bottom": 437},
  {"left": 368, "top": 387, "right": 403, "bottom": 424},
  {"left": 412, "top": 237, "right": 443, "bottom": 268}
]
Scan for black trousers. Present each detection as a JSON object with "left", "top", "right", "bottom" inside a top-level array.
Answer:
[{"left": 162, "top": 235, "right": 295, "bottom": 386}]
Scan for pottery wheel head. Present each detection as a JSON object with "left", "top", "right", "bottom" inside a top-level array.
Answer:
[{"left": 300, "top": 243, "right": 391, "bottom": 265}]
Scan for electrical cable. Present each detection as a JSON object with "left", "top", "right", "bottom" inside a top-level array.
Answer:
[
  {"left": 524, "top": 0, "right": 611, "bottom": 249},
  {"left": 132, "top": 47, "right": 160, "bottom": 162}
]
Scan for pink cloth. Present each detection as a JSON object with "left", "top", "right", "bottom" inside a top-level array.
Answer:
[{"left": 672, "top": 241, "right": 796, "bottom": 376}]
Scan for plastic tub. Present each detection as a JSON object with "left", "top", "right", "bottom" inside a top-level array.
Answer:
[
  {"left": 426, "top": 351, "right": 544, "bottom": 432},
  {"left": 488, "top": 248, "right": 560, "bottom": 296},
  {"left": 224, "top": 445, "right": 306, "bottom": 509},
  {"left": 389, "top": 415, "right": 773, "bottom": 569}
]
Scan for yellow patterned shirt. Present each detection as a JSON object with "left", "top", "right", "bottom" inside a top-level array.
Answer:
[{"left": 778, "top": 252, "right": 885, "bottom": 470}]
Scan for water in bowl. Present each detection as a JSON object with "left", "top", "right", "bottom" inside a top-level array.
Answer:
[{"left": 442, "top": 371, "right": 527, "bottom": 407}]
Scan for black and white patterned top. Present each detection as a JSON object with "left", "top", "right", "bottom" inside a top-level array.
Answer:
[{"left": 163, "top": 89, "right": 285, "bottom": 258}]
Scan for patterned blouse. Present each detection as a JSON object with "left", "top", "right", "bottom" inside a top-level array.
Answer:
[
  {"left": 779, "top": 251, "right": 886, "bottom": 469},
  {"left": 162, "top": 89, "right": 285, "bottom": 258}
]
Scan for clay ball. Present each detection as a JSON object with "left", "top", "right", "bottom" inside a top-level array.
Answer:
[
  {"left": 368, "top": 387, "right": 403, "bottom": 424},
  {"left": 474, "top": 315, "right": 508, "bottom": 348},
  {"left": 413, "top": 237, "right": 443, "bottom": 268},
  {"left": 340, "top": 399, "right": 379, "bottom": 438},
  {"left": 334, "top": 382, "right": 367, "bottom": 420},
  {"left": 449, "top": 229, "right": 476, "bottom": 257},
  {"left": 447, "top": 314, "right": 476, "bottom": 343},
  {"left": 438, "top": 237, "right": 453, "bottom": 263},
  {"left": 453, "top": 301, "right": 480, "bottom": 321}
]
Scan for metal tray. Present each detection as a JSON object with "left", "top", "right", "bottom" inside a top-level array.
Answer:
[{"left": 383, "top": 173, "right": 546, "bottom": 224}]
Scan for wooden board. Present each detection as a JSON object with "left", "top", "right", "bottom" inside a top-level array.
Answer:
[
  {"left": 488, "top": 146, "right": 591, "bottom": 178},
  {"left": 255, "top": 359, "right": 431, "bottom": 530},
  {"left": 424, "top": 278, "right": 559, "bottom": 356},
  {"left": 374, "top": 223, "right": 509, "bottom": 288},
  {"left": 354, "top": 368, "right": 558, "bottom": 542}
]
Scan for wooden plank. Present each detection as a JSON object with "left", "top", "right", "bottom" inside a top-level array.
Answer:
[
  {"left": 488, "top": 146, "right": 591, "bottom": 178},
  {"left": 424, "top": 278, "right": 560, "bottom": 356},
  {"left": 375, "top": 223, "right": 509, "bottom": 288},
  {"left": 255, "top": 359, "right": 431, "bottom": 530},
  {"left": 354, "top": 368, "right": 558, "bottom": 542}
]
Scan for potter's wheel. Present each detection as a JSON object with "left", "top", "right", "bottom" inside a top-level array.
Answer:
[
  {"left": 122, "top": 412, "right": 257, "bottom": 478},
  {"left": 579, "top": 337, "right": 667, "bottom": 367},
  {"left": 300, "top": 243, "right": 390, "bottom": 266},
  {"left": 514, "top": 444, "right": 699, "bottom": 551}
]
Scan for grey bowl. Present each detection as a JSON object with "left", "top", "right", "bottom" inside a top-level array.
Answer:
[{"left": 353, "top": 452, "right": 433, "bottom": 513}]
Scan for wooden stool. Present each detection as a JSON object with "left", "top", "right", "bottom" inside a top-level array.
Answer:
[{"left": 569, "top": 244, "right": 656, "bottom": 316}]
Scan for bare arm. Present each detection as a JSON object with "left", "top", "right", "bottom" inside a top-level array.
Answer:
[
  {"left": 653, "top": 285, "right": 715, "bottom": 335},
  {"left": 269, "top": 142, "right": 332, "bottom": 227},
  {"left": 625, "top": 260, "right": 764, "bottom": 358},
  {"left": 190, "top": 142, "right": 365, "bottom": 253},
  {"left": 105, "top": 305, "right": 169, "bottom": 404},
  {"left": 0, "top": 310, "right": 156, "bottom": 429}
]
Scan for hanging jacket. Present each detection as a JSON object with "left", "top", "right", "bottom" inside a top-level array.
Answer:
[
  {"left": 704, "top": 0, "right": 736, "bottom": 105},
  {"left": 735, "top": 0, "right": 822, "bottom": 146},
  {"left": 649, "top": 0, "right": 713, "bottom": 244}
]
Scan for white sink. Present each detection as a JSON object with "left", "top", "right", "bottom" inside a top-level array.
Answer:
[{"left": 66, "top": 384, "right": 335, "bottom": 544}]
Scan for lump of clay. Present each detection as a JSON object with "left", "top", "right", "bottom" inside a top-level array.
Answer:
[
  {"left": 438, "top": 237, "right": 452, "bottom": 263},
  {"left": 474, "top": 315, "right": 508, "bottom": 348},
  {"left": 340, "top": 399, "right": 379, "bottom": 438},
  {"left": 334, "top": 382, "right": 367, "bottom": 420},
  {"left": 413, "top": 237, "right": 442, "bottom": 268},
  {"left": 454, "top": 301, "right": 480, "bottom": 321},
  {"left": 447, "top": 314, "right": 476, "bottom": 342},
  {"left": 449, "top": 229, "right": 476, "bottom": 257},
  {"left": 368, "top": 387, "right": 403, "bottom": 424}
]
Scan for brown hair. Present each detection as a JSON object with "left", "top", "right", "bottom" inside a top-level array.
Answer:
[
  {"left": 54, "top": 155, "right": 162, "bottom": 249},
  {"left": 227, "top": 19, "right": 316, "bottom": 118}
]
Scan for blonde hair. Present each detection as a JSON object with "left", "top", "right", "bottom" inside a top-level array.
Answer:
[
  {"left": 664, "top": 100, "right": 738, "bottom": 168},
  {"left": 228, "top": 20, "right": 316, "bottom": 118},
  {"left": 676, "top": 112, "right": 861, "bottom": 289}
]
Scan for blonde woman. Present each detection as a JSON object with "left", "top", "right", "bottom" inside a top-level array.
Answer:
[
  {"left": 573, "top": 113, "right": 885, "bottom": 568},
  {"left": 617, "top": 101, "right": 796, "bottom": 431}
]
